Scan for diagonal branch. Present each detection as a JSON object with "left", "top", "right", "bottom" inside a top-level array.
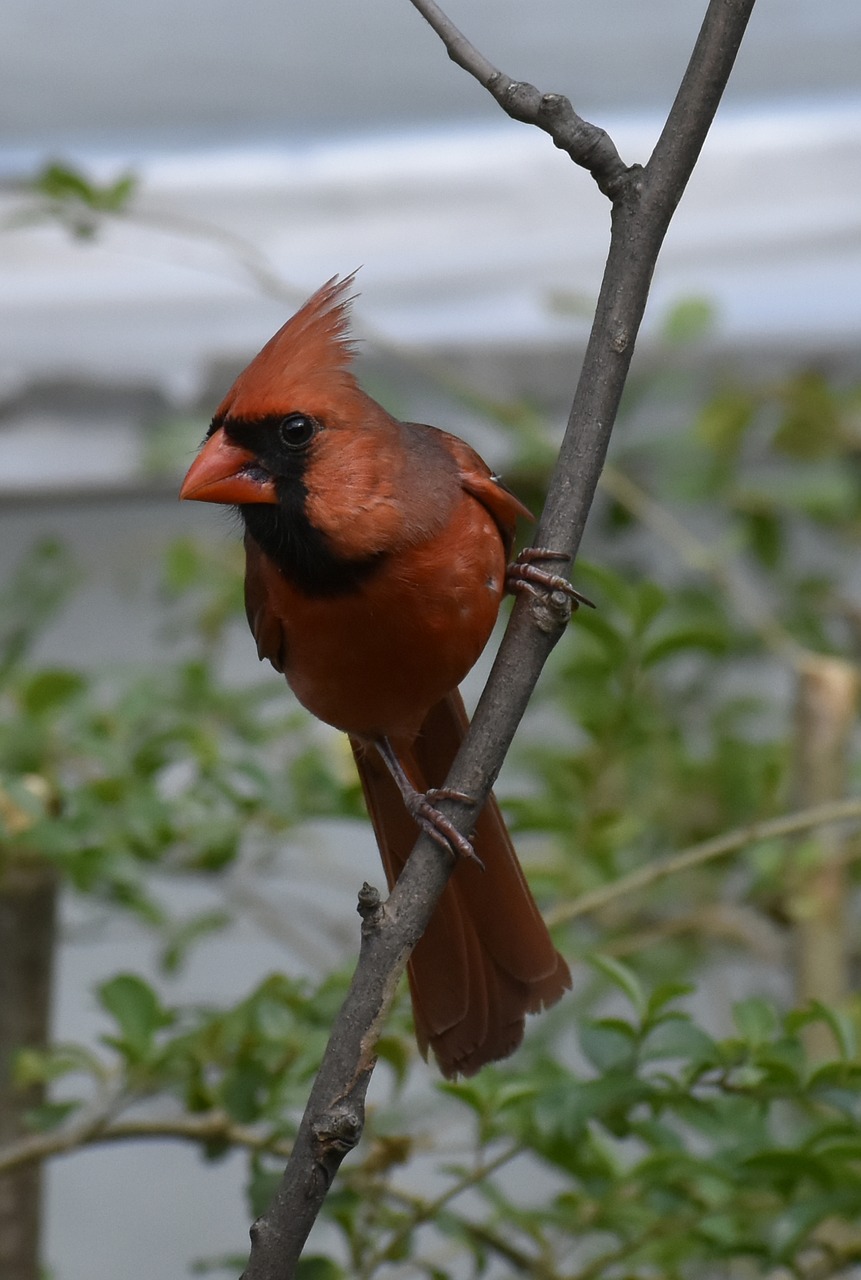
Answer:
[
  {"left": 407, "top": 0, "right": 628, "bottom": 195},
  {"left": 599, "top": 464, "right": 807, "bottom": 665},
  {"left": 547, "top": 797, "right": 861, "bottom": 927},
  {"left": 0, "top": 1107, "right": 289, "bottom": 1176},
  {"left": 242, "top": 2, "right": 757, "bottom": 1275}
]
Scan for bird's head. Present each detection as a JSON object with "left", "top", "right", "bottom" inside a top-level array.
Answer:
[
  {"left": 179, "top": 273, "right": 368, "bottom": 509},
  {"left": 180, "top": 272, "right": 436, "bottom": 588}
]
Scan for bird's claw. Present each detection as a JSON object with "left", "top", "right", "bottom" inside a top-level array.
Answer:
[
  {"left": 506, "top": 547, "right": 595, "bottom": 610},
  {"left": 373, "top": 738, "right": 484, "bottom": 868},
  {"left": 408, "top": 791, "right": 484, "bottom": 870},
  {"left": 425, "top": 785, "right": 472, "bottom": 806}
]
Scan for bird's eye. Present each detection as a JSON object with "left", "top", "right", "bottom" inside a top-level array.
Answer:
[{"left": 277, "top": 413, "right": 316, "bottom": 451}]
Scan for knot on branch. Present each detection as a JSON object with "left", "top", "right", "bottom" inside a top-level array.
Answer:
[
  {"left": 310, "top": 1104, "right": 364, "bottom": 1190},
  {"left": 537, "top": 94, "right": 629, "bottom": 194},
  {"left": 538, "top": 91, "right": 576, "bottom": 125},
  {"left": 502, "top": 79, "right": 543, "bottom": 123},
  {"left": 528, "top": 588, "right": 574, "bottom": 635},
  {"left": 610, "top": 162, "right": 646, "bottom": 212},
  {"left": 357, "top": 882, "right": 384, "bottom": 932},
  {"left": 311, "top": 1106, "right": 362, "bottom": 1155}
]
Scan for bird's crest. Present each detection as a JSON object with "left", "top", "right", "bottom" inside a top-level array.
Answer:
[{"left": 215, "top": 273, "right": 362, "bottom": 422}]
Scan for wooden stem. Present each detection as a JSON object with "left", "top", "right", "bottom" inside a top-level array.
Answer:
[
  {"left": 789, "top": 656, "right": 859, "bottom": 1055},
  {"left": 0, "top": 858, "right": 58, "bottom": 1280}
]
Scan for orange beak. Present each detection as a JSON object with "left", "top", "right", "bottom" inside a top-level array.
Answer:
[{"left": 179, "top": 427, "right": 278, "bottom": 505}]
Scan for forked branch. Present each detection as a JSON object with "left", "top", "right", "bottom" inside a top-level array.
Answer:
[
  {"left": 242, "top": 1, "right": 757, "bottom": 1275},
  {"left": 408, "top": 0, "right": 628, "bottom": 195}
]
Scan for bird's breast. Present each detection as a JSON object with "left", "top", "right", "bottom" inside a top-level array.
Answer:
[{"left": 246, "top": 499, "right": 507, "bottom": 741}]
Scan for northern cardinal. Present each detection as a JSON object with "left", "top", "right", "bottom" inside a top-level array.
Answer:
[{"left": 180, "top": 275, "right": 571, "bottom": 1076}]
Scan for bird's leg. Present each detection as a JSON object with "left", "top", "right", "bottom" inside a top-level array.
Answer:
[
  {"left": 506, "top": 547, "right": 595, "bottom": 610},
  {"left": 374, "top": 738, "right": 484, "bottom": 869}
]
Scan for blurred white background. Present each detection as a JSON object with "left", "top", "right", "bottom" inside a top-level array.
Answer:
[{"left": 2, "top": 0, "right": 860, "bottom": 401}]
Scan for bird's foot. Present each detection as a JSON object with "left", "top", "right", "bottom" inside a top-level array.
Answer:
[
  {"left": 374, "top": 739, "right": 483, "bottom": 868},
  {"left": 506, "top": 547, "right": 595, "bottom": 610},
  {"left": 405, "top": 788, "right": 484, "bottom": 870}
]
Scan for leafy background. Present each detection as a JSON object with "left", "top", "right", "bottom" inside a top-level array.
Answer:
[{"left": 3, "top": 257, "right": 861, "bottom": 1276}]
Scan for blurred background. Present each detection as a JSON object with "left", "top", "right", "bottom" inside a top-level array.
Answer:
[{"left": 2, "top": 2, "right": 861, "bottom": 1276}]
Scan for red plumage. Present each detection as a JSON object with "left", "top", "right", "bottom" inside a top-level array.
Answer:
[{"left": 180, "top": 276, "right": 570, "bottom": 1076}]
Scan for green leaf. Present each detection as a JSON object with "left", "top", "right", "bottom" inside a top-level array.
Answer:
[
  {"left": 579, "top": 1018, "right": 637, "bottom": 1072},
  {"left": 33, "top": 162, "right": 96, "bottom": 204},
  {"left": 24, "top": 1101, "right": 81, "bottom": 1132},
  {"left": 98, "top": 974, "right": 170, "bottom": 1062},
  {"left": 736, "top": 462, "right": 856, "bottom": 522},
  {"left": 662, "top": 296, "right": 716, "bottom": 344},
  {"left": 788, "top": 1000, "right": 858, "bottom": 1060},
  {"left": 642, "top": 624, "right": 730, "bottom": 666},
  {"left": 32, "top": 161, "right": 137, "bottom": 213},
  {"left": 0, "top": 539, "right": 77, "bottom": 678},
  {"left": 743, "top": 509, "right": 784, "bottom": 569},
  {"left": 373, "top": 1033, "right": 412, "bottom": 1086},
  {"left": 587, "top": 954, "right": 647, "bottom": 1018},
  {"left": 732, "top": 997, "right": 779, "bottom": 1047},
  {"left": 221, "top": 1059, "right": 268, "bottom": 1123},
  {"left": 296, "top": 1259, "right": 345, "bottom": 1280},
  {"left": 160, "top": 910, "right": 231, "bottom": 973},
  {"left": 696, "top": 388, "right": 755, "bottom": 455},
  {"left": 246, "top": 1157, "right": 284, "bottom": 1220},
  {"left": 14, "top": 1043, "right": 104, "bottom": 1086},
  {"left": 641, "top": 1016, "right": 718, "bottom": 1068},
  {"left": 770, "top": 1190, "right": 861, "bottom": 1259},
  {"left": 569, "top": 608, "right": 630, "bottom": 665},
  {"left": 552, "top": 1072, "right": 651, "bottom": 1139},
  {"left": 20, "top": 669, "right": 87, "bottom": 714},
  {"left": 632, "top": 580, "right": 668, "bottom": 635},
  {"left": 102, "top": 173, "right": 137, "bottom": 212},
  {"left": 163, "top": 537, "right": 207, "bottom": 593},
  {"left": 750, "top": 1039, "right": 805, "bottom": 1089},
  {"left": 773, "top": 370, "right": 841, "bottom": 459},
  {"left": 645, "top": 981, "right": 695, "bottom": 1021}
]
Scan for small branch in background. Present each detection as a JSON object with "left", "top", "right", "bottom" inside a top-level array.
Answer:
[
  {"left": 7, "top": 166, "right": 527, "bottom": 420},
  {"left": 547, "top": 798, "right": 861, "bottom": 927},
  {"left": 357, "top": 1144, "right": 521, "bottom": 1279},
  {"left": 0, "top": 1109, "right": 291, "bottom": 1178},
  {"left": 789, "top": 656, "right": 860, "bottom": 1056},
  {"left": 599, "top": 464, "right": 809, "bottom": 668},
  {"left": 604, "top": 902, "right": 786, "bottom": 963}
]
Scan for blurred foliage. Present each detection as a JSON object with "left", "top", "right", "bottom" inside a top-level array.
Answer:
[
  {"left": 2, "top": 160, "right": 138, "bottom": 239},
  {"left": 0, "top": 537, "right": 365, "bottom": 937},
  {"left": 3, "top": 319, "right": 861, "bottom": 1277}
]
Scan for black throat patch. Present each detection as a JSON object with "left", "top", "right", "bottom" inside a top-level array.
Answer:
[
  {"left": 223, "top": 416, "right": 385, "bottom": 598},
  {"left": 241, "top": 493, "right": 386, "bottom": 598}
]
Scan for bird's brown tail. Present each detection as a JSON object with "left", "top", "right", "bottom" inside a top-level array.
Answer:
[{"left": 350, "top": 690, "right": 570, "bottom": 1078}]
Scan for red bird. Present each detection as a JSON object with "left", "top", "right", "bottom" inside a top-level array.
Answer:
[{"left": 180, "top": 275, "right": 571, "bottom": 1077}]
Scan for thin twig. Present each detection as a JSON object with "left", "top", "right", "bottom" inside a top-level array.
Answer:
[
  {"left": 10, "top": 196, "right": 517, "bottom": 420},
  {"left": 603, "top": 902, "right": 784, "bottom": 961},
  {"left": 359, "top": 1143, "right": 520, "bottom": 1276},
  {"left": 0, "top": 1075, "right": 127, "bottom": 1175},
  {"left": 407, "top": 0, "right": 628, "bottom": 196},
  {"left": 0, "top": 1108, "right": 291, "bottom": 1176},
  {"left": 600, "top": 464, "right": 807, "bottom": 666},
  {"left": 547, "top": 797, "right": 861, "bottom": 927}
]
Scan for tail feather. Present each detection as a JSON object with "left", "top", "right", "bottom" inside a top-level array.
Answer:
[{"left": 350, "top": 690, "right": 570, "bottom": 1078}]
